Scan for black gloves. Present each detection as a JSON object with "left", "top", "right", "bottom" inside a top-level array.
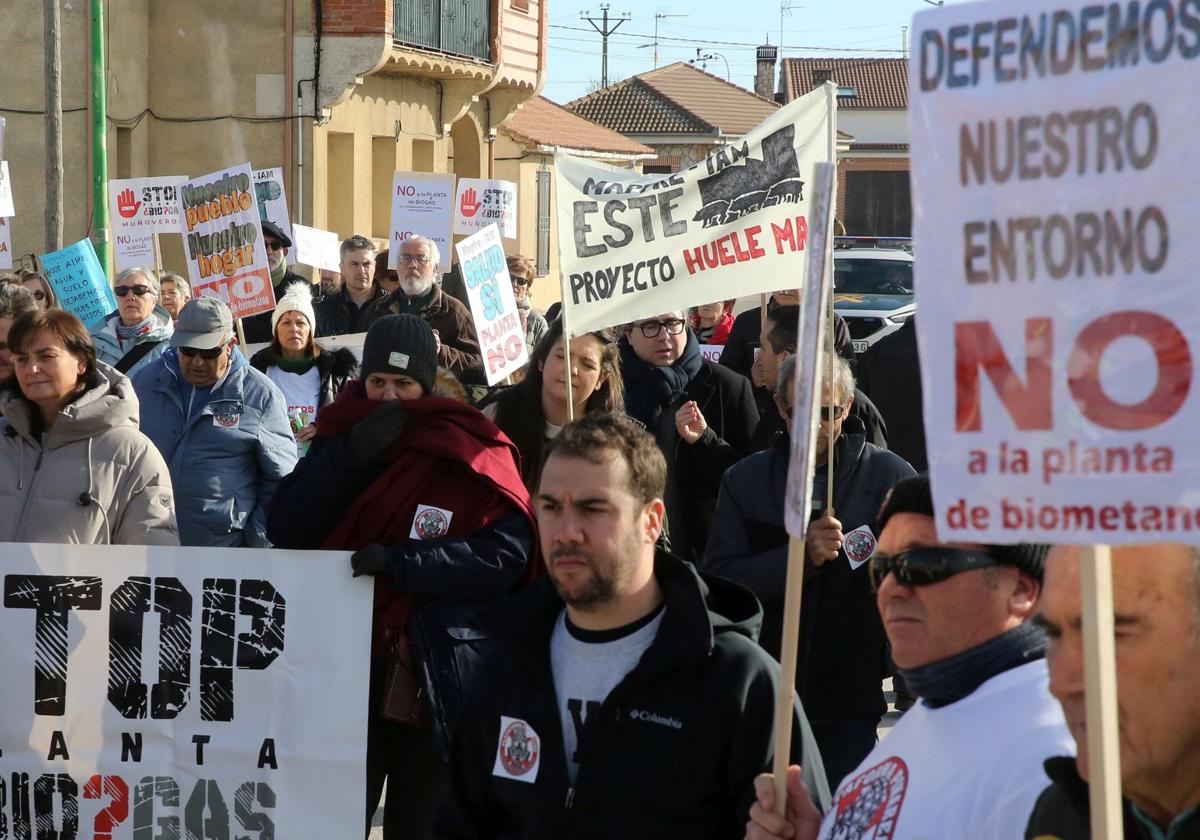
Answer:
[
  {"left": 351, "top": 543, "right": 390, "bottom": 578},
  {"left": 347, "top": 400, "right": 408, "bottom": 468}
]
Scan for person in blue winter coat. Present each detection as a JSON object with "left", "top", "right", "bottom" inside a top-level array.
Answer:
[
  {"left": 89, "top": 267, "right": 174, "bottom": 378},
  {"left": 133, "top": 296, "right": 297, "bottom": 547}
]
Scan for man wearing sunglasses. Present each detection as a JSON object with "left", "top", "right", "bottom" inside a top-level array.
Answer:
[
  {"left": 708, "top": 352, "right": 913, "bottom": 792},
  {"left": 746, "top": 475, "right": 1072, "bottom": 840},
  {"left": 242, "top": 220, "right": 307, "bottom": 345},
  {"left": 89, "top": 267, "right": 175, "bottom": 378},
  {"left": 620, "top": 310, "right": 759, "bottom": 563},
  {"left": 133, "top": 297, "right": 297, "bottom": 548}
]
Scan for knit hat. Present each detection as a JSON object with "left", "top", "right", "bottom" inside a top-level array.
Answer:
[
  {"left": 271, "top": 282, "right": 317, "bottom": 336},
  {"left": 875, "top": 475, "right": 1048, "bottom": 582},
  {"left": 360, "top": 314, "right": 437, "bottom": 395}
]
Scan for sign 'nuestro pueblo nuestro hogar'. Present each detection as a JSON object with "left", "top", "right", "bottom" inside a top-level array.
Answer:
[{"left": 912, "top": 0, "right": 1200, "bottom": 543}]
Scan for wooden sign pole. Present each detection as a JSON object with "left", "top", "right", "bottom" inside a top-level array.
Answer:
[
  {"left": 1081, "top": 545, "right": 1124, "bottom": 839},
  {"left": 152, "top": 232, "right": 163, "bottom": 273},
  {"left": 771, "top": 538, "right": 807, "bottom": 800}
]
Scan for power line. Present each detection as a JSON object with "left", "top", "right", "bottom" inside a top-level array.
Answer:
[
  {"left": 580, "top": 5, "right": 631, "bottom": 87},
  {"left": 548, "top": 23, "right": 906, "bottom": 52}
]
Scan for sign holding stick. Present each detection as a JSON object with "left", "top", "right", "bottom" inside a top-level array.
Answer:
[
  {"left": 455, "top": 224, "right": 529, "bottom": 385},
  {"left": 774, "top": 162, "right": 836, "bottom": 811},
  {"left": 178, "top": 163, "right": 274, "bottom": 320}
]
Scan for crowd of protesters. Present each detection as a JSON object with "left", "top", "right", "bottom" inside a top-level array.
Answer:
[{"left": 1, "top": 231, "right": 1196, "bottom": 840}]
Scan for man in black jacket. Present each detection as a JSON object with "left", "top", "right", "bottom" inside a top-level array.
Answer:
[
  {"left": 1026, "top": 544, "right": 1200, "bottom": 839},
  {"left": 707, "top": 352, "right": 914, "bottom": 790},
  {"left": 621, "top": 310, "right": 758, "bottom": 562},
  {"left": 241, "top": 220, "right": 309, "bottom": 344},
  {"left": 314, "top": 234, "right": 388, "bottom": 337},
  {"left": 436, "top": 412, "right": 820, "bottom": 839}
]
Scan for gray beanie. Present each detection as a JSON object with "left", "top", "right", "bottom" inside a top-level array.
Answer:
[
  {"left": 360, "top": 314, "right": 438, "bottom": 395},
  {"left": 875, "top": 475, "right": 1048, "bottom": 582}
]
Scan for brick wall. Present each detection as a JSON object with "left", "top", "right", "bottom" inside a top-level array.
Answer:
[
  {"left": 837, "top": 156, "right": 909, "bottom": 223},
  {"left": 320, "top": 0, "right": 390, "bottom": 36}
]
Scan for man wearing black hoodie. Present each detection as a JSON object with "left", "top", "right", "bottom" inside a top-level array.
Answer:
[
  {"left": 706, "top": 352, "right": 914, "bottom": 790},
  {"left": 436, "top": 412, "right": 823, "bottom": 840}
]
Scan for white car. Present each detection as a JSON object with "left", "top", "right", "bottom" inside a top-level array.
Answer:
[{"left": 833, "top": 244, "right": 915, "bottom": 353}]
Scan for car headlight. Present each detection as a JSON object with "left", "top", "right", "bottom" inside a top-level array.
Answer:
[{"left": 887, "top": 311, "right": 914, "bottom": 324}]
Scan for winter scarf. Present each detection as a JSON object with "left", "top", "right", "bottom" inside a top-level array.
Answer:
[
  {"left": 899, "top": 622, "right": 1048, "bottom": 708},
  {"left": 620, "top": 329, "right": 703, "bottom": 429},
  {"left": 115, "top": 314, "right": 156, "bottom": 343}
]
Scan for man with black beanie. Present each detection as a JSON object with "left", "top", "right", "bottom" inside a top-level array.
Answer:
[{"left": 746, "top": 474, "right": 1074, "bottom": 840}]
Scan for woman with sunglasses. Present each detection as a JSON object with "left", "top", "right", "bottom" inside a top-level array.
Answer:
[
  {"left": 89, "top": 267, "right": 174, "bottom": 378},
  {"left": 0, "top": 309, "right": 178, "bottom": 544},
  {"left": 506, "top": 254, "right": 548, "bottom": 354},
  {"left": 479, "top": 318, "right": 624, "bottom": 490},
  {"left": 20, "top": 271, "right": 58, "bottom": 310}
]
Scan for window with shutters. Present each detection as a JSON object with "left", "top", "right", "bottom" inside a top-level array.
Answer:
[{"left": 536, "top": 169, "right": 552, "bottom": 276}]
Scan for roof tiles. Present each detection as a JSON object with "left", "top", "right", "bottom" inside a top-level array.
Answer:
[
  {"left": 781, "top": 57, "right": 908, "bottom": 109},
  {"left": 500, "top": 96, "right": 655, "bottom": 156}
]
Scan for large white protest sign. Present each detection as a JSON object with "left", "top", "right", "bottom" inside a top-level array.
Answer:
[
  {"left": 554, "top": 86, "right": 833, "bottom": 335},
  {"left": 253, "top": 167, "right": 292, "bottom": 263},
  {"left": 456, "top": 224, "right": 528, "bottom": 384},
  {"left": 292, "top": 223, "right": 341, "bottom": 273},
  {"left": 911, "top": 0, "right": 1200, "bottom": 545},
  {"left": 390, "top": 172, "right": 454, "bottom": 273},
  {"left": 453, "top": 178, "right": 518, "bottom": 239},
  {"left": 0, "top": 217, "right": 11, "bottom": 270},
  {"left": 109, "top": 176, "right": 187, "bottom": 270},
  {"left": 0, "top": 161, "right": 14, "bottom": 218},
  {"left": 0, "top": 543, "right": 371, "bottom": 838},
  {"left": 178, "top": 163, "right": 275, "bottom": 320}
]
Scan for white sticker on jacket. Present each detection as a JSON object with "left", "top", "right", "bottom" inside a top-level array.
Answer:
[
  {"left": 493, "top": 716, "right": 541, "bottom": 783},
  {"left": 409, "top": 504, "right": 453, "bottom": 540},
  {"left": 844, "top": 524, "right": 878, "bottom": 570}
]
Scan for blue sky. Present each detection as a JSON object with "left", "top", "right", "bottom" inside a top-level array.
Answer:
[{"left": 541, "top": 0, "right": 966, "bottom": 104}]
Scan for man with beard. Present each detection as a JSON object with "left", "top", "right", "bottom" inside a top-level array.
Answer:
[
  {"left": 241, "top": 221, "right": 307, "bottom": 344},
  {"left": 435, "top": 412, "right": 824, "bottom": 839},
  {"left": 363, "top": 234, "right": 481, "bottom": 379}
]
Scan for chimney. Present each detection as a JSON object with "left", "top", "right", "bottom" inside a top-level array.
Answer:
[{"left": 755, "top": 44, "right": 778, "bottom": 99}]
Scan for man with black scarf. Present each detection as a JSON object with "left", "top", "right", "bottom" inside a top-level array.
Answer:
[
  {"left": 746, "top": 474, "right": 1073, "bottom": 840},
  {"left": 620, "top": 311, "right": 758, "bottom": 563}
]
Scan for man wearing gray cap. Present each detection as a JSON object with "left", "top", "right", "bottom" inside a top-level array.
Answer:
[{"left": 133, "top": 296, "right": 297, "bottom": 547}]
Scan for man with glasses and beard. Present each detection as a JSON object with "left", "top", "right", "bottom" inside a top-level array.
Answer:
[
  {"left": 133, "top": 297, "right": 297, "bottom": 547},
  {"left": 620, "top": 310, "right": 758, "bottom": 563},
  {"left": 242, "top": 220, "right": 307, "bottom": 344},
  {"left": 363, "top": 234, "right": 482, "bottom": 380},
  {"left": 745, "top": 474, "right": 1072, "bottom": 840}
]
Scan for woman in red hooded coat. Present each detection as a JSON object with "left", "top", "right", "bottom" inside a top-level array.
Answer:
[{"left": 267, "top": 313, "right": 537, "bottom": 840}]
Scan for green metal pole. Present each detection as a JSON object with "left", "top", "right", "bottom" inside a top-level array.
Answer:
[{"left": 91, "top": 0, "right": 109, "bottom": 275}]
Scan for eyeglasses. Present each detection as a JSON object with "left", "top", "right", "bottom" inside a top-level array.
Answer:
[
  {"left": 264, "top": 239, "right": 284, "bottom": 251},
  {"left": 115, "top": 285, "right": 154, "bottom": 298},
  {"left": 635, "top": 319, "right": 686, "bottom": 338},
  {"left": 868, "top": 546, "right": 1002, "bottom": 592},
  {"left": 398, "top": 253, "right": 432, "bottom": 265},
  {"left": 820, "top": 405, "right": 844, "bottom": 422},
  {"left": 178, "top": 344, "right": 226, "bottom": 360}
]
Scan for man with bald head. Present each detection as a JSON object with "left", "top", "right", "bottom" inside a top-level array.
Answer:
[{"left": 1027, "top": 545, "right": 1200, "bottom": 838}]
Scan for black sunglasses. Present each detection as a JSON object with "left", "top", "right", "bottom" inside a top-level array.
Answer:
[
  {"left": 265, "top": 239, "right": 284, "bottom": 251},
  {"left": 868, "top": 546, "right": 1002, "bottom": 592},
  {"left": 785, "top": 405, "right": 844, "bottom": 421},
  {"left": 115, "top": 285, "right": 154, "bottom": 297},
  {"left": 511, "top": 276, "right": 530, "bottom": 287},
  {"left": 178, "top": 345, "right": 225, "bottom": 360}
]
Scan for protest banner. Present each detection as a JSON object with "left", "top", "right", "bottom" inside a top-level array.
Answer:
[
  {"left": 178, "top": 163, "right": 274, "bottom": 320},
  {"left": 774, "top": 162, "right": 836, "bottom": 812},
  {"left": 0, "top": 542, "right": 371, "bottom": 839},
  {"left": 905, "top": 0, "right": 1196, "bottom": 832},
  {"left": 0, "top": 217, "right": 11, "bottom": 270},
  {"left": 553, "top": 85, "right": 834, "bottom": 335},
  {"left": 453, "top": 177, "right": 518, "bottom": 239},
  {"left": 108, "top": 176, "right": 187, "bottom": 271},
  {"left": 389, "top": 171, "right": 454, "bottom": 273},
  {"left": 41, "top": 238, "right": 115, "bottom": 328},
  {"left": 253, "top": 167, "right": 292, "bottom": 260},
  {"left": 292, "top": 223, "right": 341, "bottom": 273},
  {"left": 456, "top": 224, "right": 528, "bottom": 385},
  {"left": 0, "top": 160, "right": 14, "bottom": 218},
  {"left": 699, "top": 344, "right": 724, "bottom": 363}
]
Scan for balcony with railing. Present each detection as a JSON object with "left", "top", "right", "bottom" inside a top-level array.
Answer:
[{"left": 394, "top": 0, "right": 492, "bottom": 63}]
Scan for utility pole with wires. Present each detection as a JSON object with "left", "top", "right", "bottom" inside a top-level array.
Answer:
[
  {"left": 638, "top": 12, "right": 688, "bottom": 68},
  {"left": 581, "top": 4, "right": 630, "bottom": 88},
  {"left": 44, "top": 0, "right": 64, "bottom": 251}
]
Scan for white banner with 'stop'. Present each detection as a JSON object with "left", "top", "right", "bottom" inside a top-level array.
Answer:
[
  {"left": 0, "top": 543, "right": 371, "bottom": 838},
  {"left": 108, "top": 176, "right": 187, "bottom": 271},
  {"left": 911, "top": 0, "right": 1200, "bottom": 544},
  {"left": 554, "top": 85, "right": 834, "bottom": 335}
]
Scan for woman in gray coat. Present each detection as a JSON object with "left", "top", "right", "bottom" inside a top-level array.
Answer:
[{"left": 0, "top": 309, "right": 178, "bottom": 545}]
